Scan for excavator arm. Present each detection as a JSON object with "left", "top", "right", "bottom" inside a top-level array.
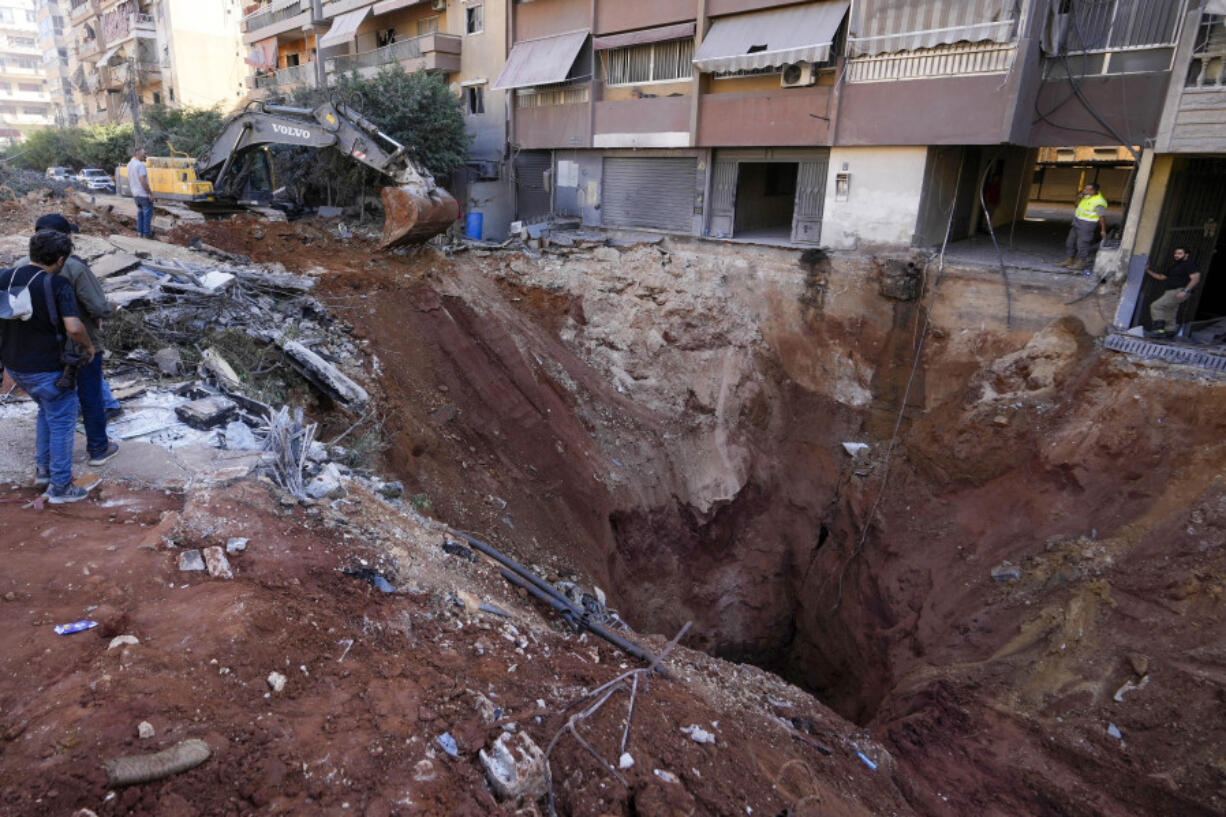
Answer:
[{"left": 199, "top": 101, "right": 460, "bottom": 247}]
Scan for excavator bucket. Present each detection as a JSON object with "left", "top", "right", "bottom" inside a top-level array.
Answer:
[{"left": 379, "top": 184, "right": 462, "bottom": 248}]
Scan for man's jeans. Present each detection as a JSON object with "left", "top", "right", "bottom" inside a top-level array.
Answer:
[
  {"left": 7, "top": 370, "right": 78, "bottom": 488},
  {"left": 100, "top": 377, "right": 120, "bottom": 411},
  {"left": 135, "top": 196, "right": 154, "bottom": 237},
  {"left": 76, "top": 354, "right": 110, "bottom": 457}
]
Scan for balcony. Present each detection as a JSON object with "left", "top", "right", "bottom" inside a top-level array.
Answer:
[
  {"left": 594, "top": 96, "right": 690, "bottom": 148},
  {"left": 325, "top": 33, "right": 461, "bottom": 79},
  {"left": 242, "top": 0, "right": 310, "bottom": 44},
  {"left": 250, "top": 61, "right": 316, "bottom": 91},
  {"left": 76, "top": 36, "right": 103, "bottom": 59},
  {"left": 68, "top": 0, "right": 99, "bottom": 23}
]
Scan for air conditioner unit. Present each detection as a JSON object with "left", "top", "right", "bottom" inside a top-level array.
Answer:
[
  {"left": 781, "top": 61, "right": 817, "bottom": 88},
  {"left": 431, "top": 0, "right": 446, "bottom": 10}
]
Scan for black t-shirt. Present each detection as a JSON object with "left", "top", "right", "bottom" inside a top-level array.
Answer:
[
  {"left": 0, "top": 265, "right": 80, "bottom": 374},
  {"left": 1164, "top": 258, "right": 1199, "bottom": 291}
]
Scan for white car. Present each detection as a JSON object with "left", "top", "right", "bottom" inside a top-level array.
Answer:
[
  {"left": 45, "top": 166, "right": 74, "bottom": 181},
  {"left": 76, "top": 167, "right": 116, "bottom": 193}
]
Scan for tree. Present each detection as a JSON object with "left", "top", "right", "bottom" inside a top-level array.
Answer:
[
  {"left": 140, "top": 105, "right": 226, "bottom": 159},
  {"left": 275, "top": 66, "right": 470, "bottom": 207}
]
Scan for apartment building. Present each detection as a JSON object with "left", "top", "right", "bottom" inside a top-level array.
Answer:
[
  {"left": 493, "top": 0, "right": 1186, "bottom": 252},
  {"left": 65, "top": 0, "right": 246, "bottom": 126},
  {"left": 1108, "top": 1, "right": 1226, "bottom": 336},
  {"left": 34, "top": 0, "right": 73, "bottom": 126},
  {"left": 240, "top": 0, "right": 514, "bottom": 238},
  {"left": 0, "top": 0, "right": 53, "bottom": 145}
]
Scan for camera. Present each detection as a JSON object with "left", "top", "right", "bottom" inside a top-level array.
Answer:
[{"left": 56, "top": 348, "right": 83, "bottom": 392}]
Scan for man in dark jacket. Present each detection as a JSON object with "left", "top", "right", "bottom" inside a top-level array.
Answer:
[
  {"left": 0, "top": 230, "right": 97, "bottom": 503},
  {"left": 16, "top": 213, "right": 119, "bottom": 465}
]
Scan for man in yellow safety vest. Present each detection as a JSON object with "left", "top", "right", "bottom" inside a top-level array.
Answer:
[{"left": 1059, "top": 182, "right": 1108, "bottom": 272}]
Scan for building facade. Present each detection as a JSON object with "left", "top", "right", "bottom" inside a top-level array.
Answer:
[
  {"left": 34, "top": 0, "right": 73, "bottom": 126},
  {"left": 1, "top": 0, "right": 53, "bottom": 145},
  {"left": 240, "top": 0, "right": 514, "bottom": 239},
  {"left": 493, "top": 0, "right": 1187, "bottom": 252},
  {"left": 63, "top": 0, "right": 246, "bottom": 127}
]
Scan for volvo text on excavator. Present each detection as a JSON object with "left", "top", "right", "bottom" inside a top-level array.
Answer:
[{"left": 116, "top": 101, "right": 460, "bottom": 248}]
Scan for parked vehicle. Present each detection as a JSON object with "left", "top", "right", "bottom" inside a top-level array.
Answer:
[
  {"left": 45, "top": 166, "right": 74, "bottom": 181},
  {"left": 76, "top": 167, "right": 116, "bottom": 193}
]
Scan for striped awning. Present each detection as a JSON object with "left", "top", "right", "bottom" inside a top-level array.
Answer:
[
  {"left": 318, "top": 6, "right": 370, "bottom": 50},
  {"left": 693, "top": 1, "right": 849, "bottom": 73},
  {"left": 594, "top": 22, "right": 696, "bottom": 51},
  {"left": 848, "top": 0, "right": 1019, "bottom": 56},
  {"left": 494, "top": 29, "right": 589, "bottom": 90}
]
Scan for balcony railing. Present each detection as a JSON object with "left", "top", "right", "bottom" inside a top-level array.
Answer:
[
  {"left": 252, "top": 61, "right": 315, "bottom": 90},
  {"left": 847, "top": 41, "right": 1015, "bottom": 83},
  {"left": 1188, "top": 48, "right": 1226, "bottom": 87},
  {"left": 324, "top": 33, "right": 462, "bottom": 77},
  {"left": 242, "top": 1, "right": 302, "bottom": 34},
  {"left": 68, "top": 0, "right": 98, "bottom": 22}
]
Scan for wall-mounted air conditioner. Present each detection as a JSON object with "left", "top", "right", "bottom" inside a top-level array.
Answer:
[{"left": 781, "top": 61, "right": 817, "bottom": 88}]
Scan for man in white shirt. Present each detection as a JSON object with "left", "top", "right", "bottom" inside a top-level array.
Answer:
[{"left": 126, "top": 148, "right": 154, "bottom": 238}]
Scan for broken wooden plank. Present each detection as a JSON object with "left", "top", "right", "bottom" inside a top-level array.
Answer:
[{"left": 281, "top": 341, "right": 368, "bottom": 409}]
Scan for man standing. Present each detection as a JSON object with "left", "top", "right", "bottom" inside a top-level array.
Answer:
[
  {"left": 1059, "top": 182, "right": 1109, "bottom": 272},
  {"left": 127, "top": 148, "right": 154, "bottom": 239},
  {"left": 15, "top": 213, "right": 119, "bottom": 465},
  {"left": 1145, "top": 246, "right": 1201, "bottom": 336},
  {"left": 0, "top": 230, "right": 97, "bottom": 503}
]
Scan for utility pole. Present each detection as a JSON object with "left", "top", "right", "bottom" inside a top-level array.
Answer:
[{"left": 126, "top": 54, "right": 142, "bottom": 143}]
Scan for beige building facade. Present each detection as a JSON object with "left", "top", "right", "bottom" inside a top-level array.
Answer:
[{"left": 1, "top": 0, "right": 53, "bottom": 144}]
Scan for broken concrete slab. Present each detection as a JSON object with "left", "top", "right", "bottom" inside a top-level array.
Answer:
[
  {"left": 179, "top": 550, "right": 205, "bottom": 572},
  {"left": 305, "top": 463, "right": 344, "bottom": 500},
  {"left": 202, "top": 546, "right": 233, "bottom": 579},
  {"left": 106, "top": 234, "right": 217, "bottom": 265},
  {"left": 175, "top": 396, "right": 238, "bottom": 430},
  {"left": 91, "top": 252, "right": 142, "bottom": 279},
  {"left": 282, "top": 341, "right": 368, "bottom": 408},
  {"left": 153, "top": 347, "right": 183, "bottom": 376}
]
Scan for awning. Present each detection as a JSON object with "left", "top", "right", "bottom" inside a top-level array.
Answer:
[
  {"left": 493, "top": 29, "right": 588, "bottom": 90},
  {"left": 99, "top": 45, "right": 123, "bottom": 66},
  {"left": 848, "top": 0, "right": 1017, "bottom": 57},
  {"left": 318, "top": 6, "right": 370, "bottom": 50},
  {"left": 1209, "top": 0, "right": 1226, "bottom": 14},
  {"left": 693, "top": 2, "right": 849, "bottom": 73},
  {"left": 594, "top": 22, "right": 696, "bottom": 51},
  {"left": 372, "top": 0, "right": 425, "bottom": 15}
]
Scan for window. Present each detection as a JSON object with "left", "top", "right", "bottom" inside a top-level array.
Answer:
[
  {"left": 152, "top": 91, "right": 160, "bottom": 104},
  {"left": 24, "top": 106, "right": 46, "bottom": 115},
  {"left": 514, "top": 84, "right": 589, "bottom": 108},
  {"left": 376, "top": 27, "right": 395, "bottom": 48},
  {"left": 417, "top": 16, "right": 438, "bottom": 36},
  {"left": 1061, "top": 0, "right": 1183, "bottom": 52},
  {"left": 464, "top": 83, "right": 484, "bottom": 115},
  {"left": 465, "top": 3, "right": 482, "bottom": 35},
  {"left": 285, "top": 52, "right": 299, "bottom": 67},
  {"left": 603, "top": 38, "right": 694, "bottom": 86},
  {"left": 19, "top": 82, "right": 42, "bottom": 92}
]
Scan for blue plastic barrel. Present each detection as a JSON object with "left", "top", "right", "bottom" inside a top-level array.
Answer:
[{"left": 465, "top": 212, "right": 483, "bottom": 240}]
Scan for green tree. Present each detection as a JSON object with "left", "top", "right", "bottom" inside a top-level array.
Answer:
[
  {"left": 140, "top": 104, "right": 226, "bottom": 159},
  {"left": 275, "top": 66, "right": 469, "bottom": 207}
]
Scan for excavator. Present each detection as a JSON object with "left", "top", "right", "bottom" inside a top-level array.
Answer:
[{"left": 115, "top": 100, "right": 460, "bottom": 248}]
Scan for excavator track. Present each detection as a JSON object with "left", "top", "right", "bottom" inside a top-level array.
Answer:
[{"left": 380, "top": 186, "right": 462, "bottom": 249}]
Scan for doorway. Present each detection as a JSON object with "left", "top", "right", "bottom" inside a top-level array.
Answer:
[{"left": 732, "top": 162, "right": 798, "bottom": 242}]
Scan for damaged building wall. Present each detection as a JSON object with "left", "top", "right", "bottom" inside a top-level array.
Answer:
[{"left": 821, "top": 146, "right": 929, "bottom": 250}]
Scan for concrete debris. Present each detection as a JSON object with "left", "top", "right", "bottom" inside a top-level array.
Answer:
[
  {"left": 108, "top": 635, "right": 140, "bottom": 650},
  {"left": 153, "top": 347, "right": 183, "bottom": 376},
  {"left": 842, "top": 442, "right": 870, "bottom": 457},
  {"left": 91, "top": 251, "right": 142, "bottom": 279},
  {"left": 436, "top": 732, "right": 459, "bottom": 758},
  {"left": 377, "top": 480, "right": 404, "bottom": 499},
  {"left": 202, "top": 546, "right": 234, "bottom": 579},
  {"left": 175, "top": 396, "right": 239, "bottom": 430},
  {"left": 479, "top": 731, "right": 547, "bottom": 801},
  {"left": 654, "top": 769, "right": 680, "bottom": 784},
  {"left": 991, "top": 561, "right": 1022, "bottom": 582},
  {"left": 281, "top": 340, "right": 369, "bottom": 409},
  {"left": 593, "top": 247, "right": 621, "bottom": 263},
  {"left": 267, "top": 671, "right": 287, "bottom": 693},
  {"left": 1107, "top": 723, "right": 1123, "bottom": 740},
  {"left": 226, "top": 537, "right": 249, "bottom": 554},
  {"left": 178, "top": 550, "right": 206, "bottom": 572},
  {"left": 137, "top": 721, "right": 155, "bottom": 740},
  {"left": 618, "top": 752, "right": 635, "bottom": 769},
  {"left": 222, "top": 420, "right": 262, "bottom": 451},
  {"left": 1113, "top": 675, "right": 1151, "bottom": 702},
  {"left": 681, "top": 724, "right": 716, "bottom": 744},
  {"left": 305, "top": 462, "right": 345, "bottom": 500}
]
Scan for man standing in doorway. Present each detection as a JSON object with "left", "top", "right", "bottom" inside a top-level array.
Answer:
[
  {"left": 1059, "top": 182, "right": 1108, "bottom": 272},
  {"left": 127, "top": 148, "right": 154, "bottom": 239},
  {"left": 1145, "top": 246, "right": 1201, "bottom": 336}
]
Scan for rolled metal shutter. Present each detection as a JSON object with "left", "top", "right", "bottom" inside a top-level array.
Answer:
[
  {"left": 515, "top": 151, "right": 553, "bottom": 221},
  {"left": 601, "top": 157, "right": 696, "bottom": 233}
]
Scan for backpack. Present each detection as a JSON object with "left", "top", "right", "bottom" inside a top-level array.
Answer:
[{"left": 0, "top": 266, "right": 44, "bottom": 322}]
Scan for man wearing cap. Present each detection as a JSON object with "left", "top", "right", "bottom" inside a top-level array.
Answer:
[
  {"left": 15, "top": 214, "right": 119, "bottom": 467},
  {"left": 0, "top": 230, "right": 97, "bottom": 503}
]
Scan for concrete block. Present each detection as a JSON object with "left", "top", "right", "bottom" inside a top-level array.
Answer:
[{"left": 175, "top": 396, "right": 238, "bottom": 430}]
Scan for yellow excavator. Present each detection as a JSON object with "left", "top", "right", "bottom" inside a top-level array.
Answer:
[{"left": 115, "top": 100, "right": 459, "bottom": 248}]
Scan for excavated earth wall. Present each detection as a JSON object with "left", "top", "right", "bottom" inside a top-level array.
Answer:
[{"left": 315, "top": 235, "right": 1226, "bottom": 816}]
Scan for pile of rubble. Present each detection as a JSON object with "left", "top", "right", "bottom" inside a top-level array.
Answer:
[{"left": 0, "top": 231, "right": 374, "bottom": 498}]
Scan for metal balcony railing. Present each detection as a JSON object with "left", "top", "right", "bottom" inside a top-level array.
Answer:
[
  {"left": 242, "top": 1, "right": 302, "bottom": 34},
  {"left": 253, "top": 61, "right": 315, "bottom": 89},
  {"left": 327, "top": 36, "right": 424, "bottom": 75}
]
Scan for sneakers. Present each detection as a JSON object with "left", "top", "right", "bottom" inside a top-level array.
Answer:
[
  {"left": 88, "top": 441, "right": 120, "bottom": 467},
  {"left": 33, "top": 467, "right": 50, "bottom": 488},
  {"left": 45, "top": 482, "right": 90, "bottom": 504}
]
